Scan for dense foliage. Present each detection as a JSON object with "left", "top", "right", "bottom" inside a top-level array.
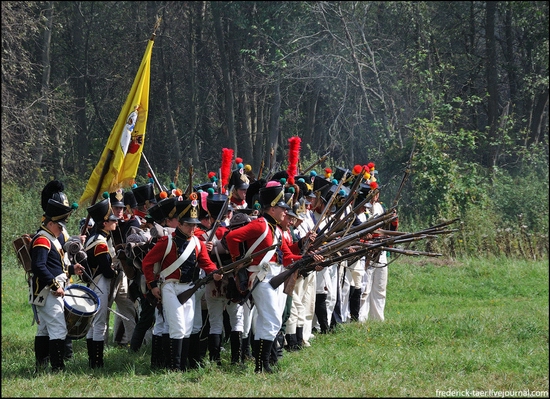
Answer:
[{"left": 2, "top": 1, "right": 548, "bottom": 251}]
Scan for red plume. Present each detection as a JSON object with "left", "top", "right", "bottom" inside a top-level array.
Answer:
[
  {"left": 221, "top": 148, "right": 234, "bottom": 190},
  {"left": 286, "top": 136, "right": 301, "bottom": 185}
]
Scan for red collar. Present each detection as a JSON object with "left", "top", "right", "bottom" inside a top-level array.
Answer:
[
  {"left": 133, "top": 209, "right": 146, "bottom": 218},
  {"left": 230, "top": 197, "right": 245, "bottom": 206}
]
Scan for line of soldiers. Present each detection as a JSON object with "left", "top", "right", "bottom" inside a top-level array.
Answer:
[{"left": 29, "top": 158, "right": 397, "bottom": 374}]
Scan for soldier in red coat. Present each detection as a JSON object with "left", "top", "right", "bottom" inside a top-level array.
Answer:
[{"left": 141, "top": 197, "right": 222, "bottom": 371}]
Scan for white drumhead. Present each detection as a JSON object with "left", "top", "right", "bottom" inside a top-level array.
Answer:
[{"left": 64, "top": 286, "right": 98, "bottom": 314}]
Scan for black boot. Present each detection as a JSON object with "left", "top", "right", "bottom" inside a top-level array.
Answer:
[
  {"left": 241, "top": 335, "right": 252, "bottom": 362},
  {"left": 150, "top": 335, "right": 164, "bottom": 369},
  {"left": 94, "top": 340, "right": 104, "bottom": 368},
  {"left": 64, "top": 337, "right": 73, "bottom": 360},
  {"left": 208, "top": 334, "right": 222, "bottom": 366},
  {"left": 161, "top": 333, "right": 170, "bottom": 369},
  {"left": 180, "top": 337, "right": 190, "bottom": 371},
  {"left": 284, "top": 332, "right": 298, "bottom": 352},
  {"left": 87, "top": 338, "right": 95, "bottom": 368},
  {"left": 315, "top": 293, "right": 329, "bottom": 334},
  {"left": 49, "top": 339, "right": 65, "bottom": 372},
  {"left": 271, "top": 331, "right": 284, "bottom": 365},
  {"left": 168, "top": 338, "right": 183, "bottom": 371},
  {"left": 255, "top": 339, "right": 274, "bottom": 373},
  {"left": 252, "top": 339, "right": 260, "bottom": 360},
  {"left": 295, "top": 327, "right": 304, "bottom": 350},
  {"left": 34, "top": 336, "right": 50, "bottom": 373},
  {"left": 254, "top": 341, "right": 262, "bottom": 373},
  {"left": 349, "top": 286, "right": 362, "bottom": 321},
  {"left": 187, "top": 333, "right": 202, "bottom": 369},
  {"left": 230, "top": 331, "right": 242, "bottom": 365}
]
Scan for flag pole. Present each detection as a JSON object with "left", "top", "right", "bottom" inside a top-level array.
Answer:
[
  {"left": 142, "top": 152, "right": 166, "bottom": 193},
  {"left": 79, "top": 20, "right": 159, "bottom": 215}
]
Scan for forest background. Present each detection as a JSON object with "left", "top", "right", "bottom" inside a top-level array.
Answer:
[{"left": 1, "top": 1, "right": 548, "bottom": 259}]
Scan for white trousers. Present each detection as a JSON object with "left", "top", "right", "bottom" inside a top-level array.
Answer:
[
  {"left": 87, "top": 275, "right": 111, "bottom": 341},
  {"left": 251, "top": 278, "right": 286, "bottom": 341},
  {"left": 205, "top": 280, "right": 244, "bottom": 334},
  {"left": 359, "top": 264, "right": 388, "bottom": 322},
  {"left": 36, "top": 291, "right": 66, "bottom": 340},
  {"left": 161, "top": 281, "right": 195, "bottom": 339}
]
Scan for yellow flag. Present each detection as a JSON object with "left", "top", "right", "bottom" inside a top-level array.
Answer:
[{"left": 79, "top": 37, "right": 154, "bottom": 206}]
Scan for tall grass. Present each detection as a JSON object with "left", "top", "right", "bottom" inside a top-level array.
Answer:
[
  {"left": 2, "top": 254, "right": 548, "bottom": 397},
  {"left": 2, "top": 180, "right": 548, "bottom": 396}
]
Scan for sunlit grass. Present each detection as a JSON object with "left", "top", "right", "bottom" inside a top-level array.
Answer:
[{"left": 2, "top": 255, "right": 548, "bottom": 397}]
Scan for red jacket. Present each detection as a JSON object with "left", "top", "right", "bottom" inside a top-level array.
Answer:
[
  {"left": 225, "top": 215, "right": 301, "bottom": 267},
  {"left": 142, "top": 229, "right": 218, "bottom": 289}
]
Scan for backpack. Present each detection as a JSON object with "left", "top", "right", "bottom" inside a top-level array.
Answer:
[{"left": 13, "top": 234, "right": 34, "bottom": 274}]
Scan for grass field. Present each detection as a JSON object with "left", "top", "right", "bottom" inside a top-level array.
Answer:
[{"left": 1, "top": 255, "right": 548, "bottom": 397}]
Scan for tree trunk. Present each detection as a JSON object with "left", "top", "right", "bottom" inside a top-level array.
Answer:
[
  {"left": 303, "top": 79, "right": 321, "bottom": 162},
  {"left": 267, "top": 78, "right": 281, "bottom": 172},
  {"left": 73, "top": 1, "right": 88, "bottom": 175},
  {"left": 235, "top": 37, "right": 254, "bottom": 170},
  {"left": 212, "top": 2, "right": 237, "bottom": 153},
  {"left": 485, "top": 1, "right": 499, "bottom": 167},
  {"left": 528, "top": 90, "right": 549, "bottom": 147},
  {"left": 158, "top": 14, "right": 181, "bottom": 178},
  {"left": 32, "top": 1, "right": 55, "bottom": 180}
]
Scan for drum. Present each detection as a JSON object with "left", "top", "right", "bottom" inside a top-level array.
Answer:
[{"left": 64, "top": 284, "right": 100, "bottom": 339}]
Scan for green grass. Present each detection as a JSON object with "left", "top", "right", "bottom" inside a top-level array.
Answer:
[{"left": 2, "top": 254, "right": 548, "bottom": 397}]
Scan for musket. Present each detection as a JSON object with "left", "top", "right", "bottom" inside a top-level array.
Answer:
[
  {"left": 307, "top": 189, "right": 377, "bottom": 249},
  {"left": 301, "top": 171, "right": 349, "bottom": 254},
  {"left": 392, "top": 141, "right": 416, "bottom": 209},
  {"left": 321, "top": 188, "right": 378, "bottom": 239},
  {"left": 173, "top": 159, "right": 182, "bottom": 186},
  {"left": 206, "top": 187, "right": 233, "bottom": 243},
  {"left": 301, "top": 151, "right": 330, "bottom": 175},
  {"left": 176, "top": 244, "right": 278, "bottom": 304},
  {"left": 267, "top": 255, "right": 313, "bottom": 291},
  {"left": 273, "top": 219, "right": 382, "bottom": 290},
  {"left": 300, "top": 229, "right": 448, "bottom": 279},
  {"left": 142, "top": 153, "right": 167, "bottom": 193},
  {"left": 272, "top": 217, "right": 454, "bottom": 290},
  {"left": 314, "top": 217, "right": 394, "bottom": 254},
  {"left": 271, "top": 243, "right": 372, "bottom": 290},
  {"left": 184, "top": 164, "right": 194, "bottom": 197},
  {"left": 269, "top": 147, "right": 275, "bottom": 173},
  {"left": 379, "top": 246, "right": 442, "bottom": 257},
  {"left": 323, "top": 211, "right": 397, "bottom": 243},
  {"left": 374, "top": 228, "right": 458, "bottom": 237},
  {"left": 314, "top": 169, "right": 367, "bottom": 240},
  {"left": 256, "top": 159, "right": 265, "bottom": 180},
  {"left": 265, "top": 161, "right": 280, "bottom": 181},
  {"left": 298, "top": 247, "right": 374, "bottom": 278},
  {"left": 416, "top": 219, "right": 460, "bottom": 234}
]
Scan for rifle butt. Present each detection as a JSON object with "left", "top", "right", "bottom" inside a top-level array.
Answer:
[
  {"left": 283, "top": 269, "right": 299, "bottom": 295},
  {"left": 177, "top": 287, "right": 196, "bottom": 305},
  {"left": 268, "top": 267, "right": 294, "bottom": 290}
]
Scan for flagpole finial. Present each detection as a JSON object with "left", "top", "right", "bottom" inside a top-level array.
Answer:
[{"left": 151, "top": 17, "right": 162, "bottom": 41}]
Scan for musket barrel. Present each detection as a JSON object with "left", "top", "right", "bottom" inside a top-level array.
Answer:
[{"left": 177, "top": 244, "right": 277, "bottom": 304}]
